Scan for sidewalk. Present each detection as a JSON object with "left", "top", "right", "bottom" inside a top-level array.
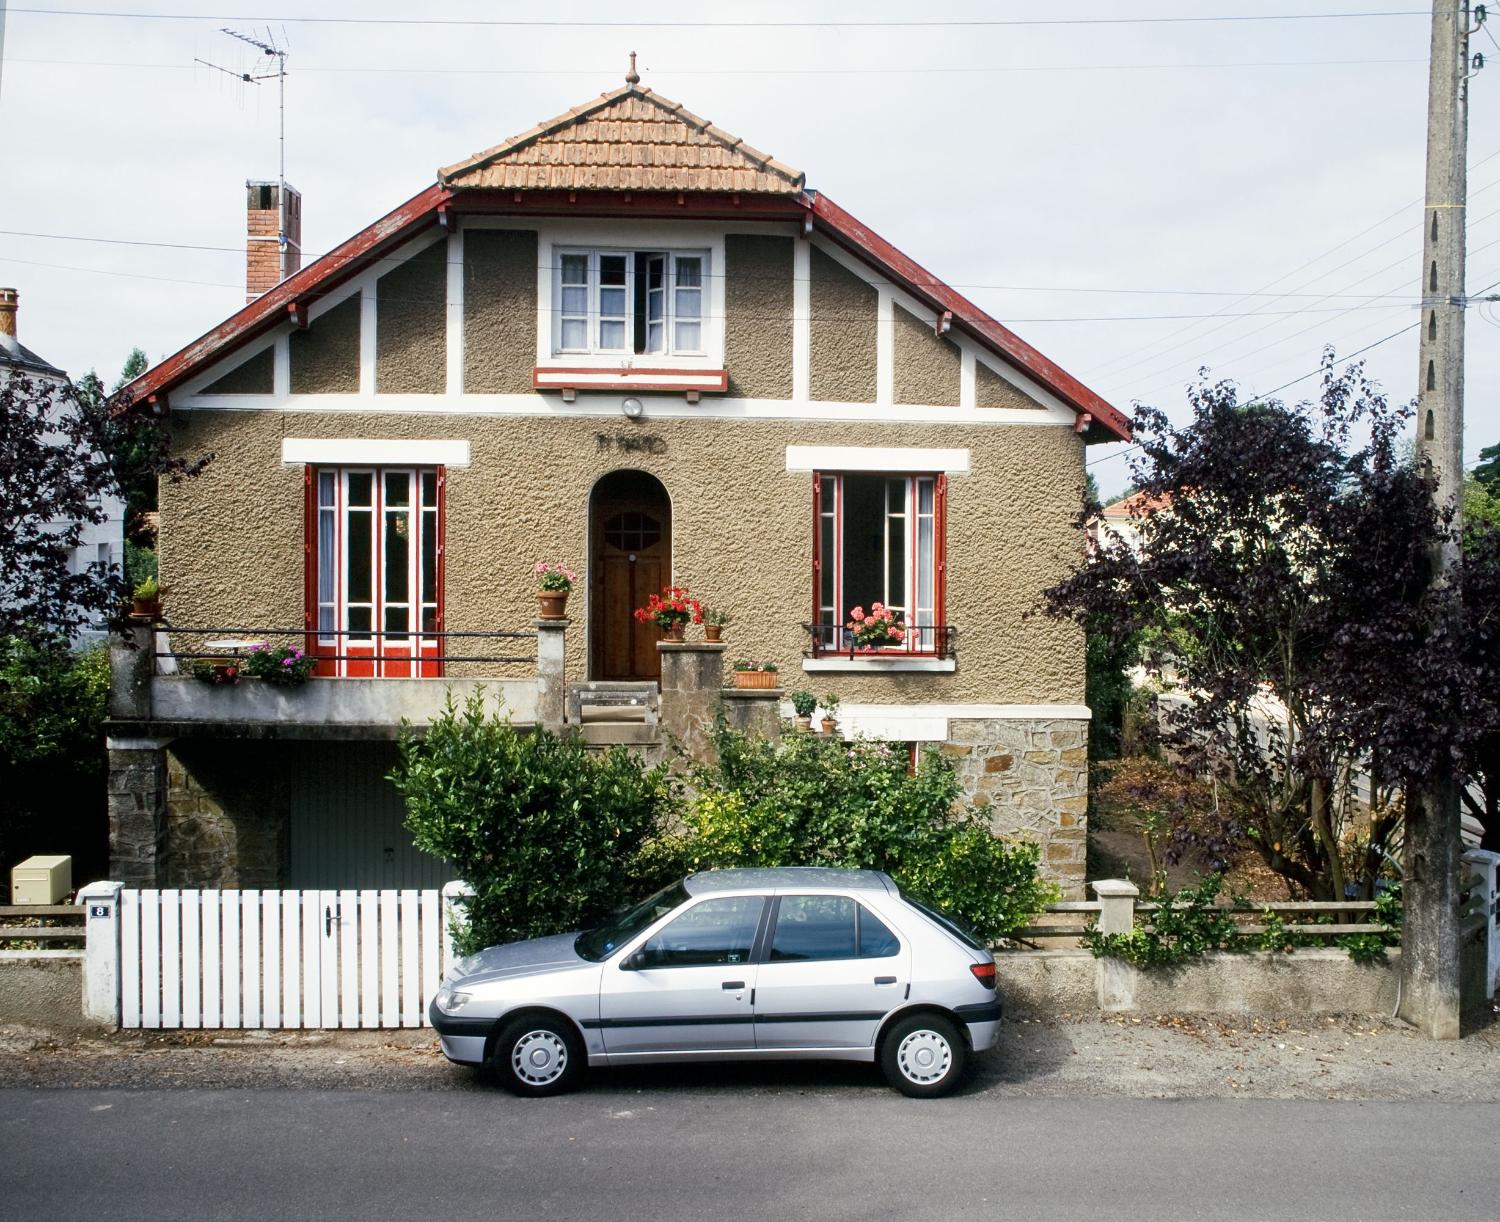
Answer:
[{"left": 3, "top": 1012, "right": 1497, "bottom": 1100}]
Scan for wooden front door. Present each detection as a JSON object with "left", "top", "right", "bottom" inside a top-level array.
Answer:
[{"left": 591, "top": 471, "right": 671, "bottom": 681}]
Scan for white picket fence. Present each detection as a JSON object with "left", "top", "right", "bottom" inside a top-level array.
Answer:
[{"left": 113, "top": 888, "right": 460, "bottom": 1030}]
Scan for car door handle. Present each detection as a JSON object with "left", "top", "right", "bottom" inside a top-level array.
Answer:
[
  {"left": 722, "top": 980, "right": 746, "bottom": 990},
  {"left": 874, "top": 976, "right": 898, "bottom": 985}
]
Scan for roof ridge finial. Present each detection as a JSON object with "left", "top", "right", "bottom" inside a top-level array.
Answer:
[{"left": 625, "top": 50, "right": 640, "bottom": 88}]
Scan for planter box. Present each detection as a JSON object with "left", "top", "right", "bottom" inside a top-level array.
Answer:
[{"left": 732, "top": 670, "right": 778, "bottom": 689}]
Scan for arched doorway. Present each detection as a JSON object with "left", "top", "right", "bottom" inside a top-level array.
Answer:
[{"left": 589, "top": 470, "right": 671, "bottom": 681}]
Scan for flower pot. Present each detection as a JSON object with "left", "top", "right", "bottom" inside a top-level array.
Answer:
[
  {"left": 821, "top": 717, "right": 839, "bottom": 736},
  {"left": 734, "top": 670, "right": 777, "bottom": 689},
  {"left": 703, "top": 624, "right": 723, "bottom": 643},
  {"left": 660, "top": 622, "right": 686, "bottom": 642},
  {"left": 130, "top": 596, "right": 161, "bottom": 622},
  {"left": 793, "top": 715, "right": 812, "bottom": 732},
  {"left": 537, "top": 591, "right": 569, "bottom": 620}
]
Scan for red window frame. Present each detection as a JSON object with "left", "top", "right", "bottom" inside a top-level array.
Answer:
[
  {"left": 304, "top": 464, "right": 446, "bottom": 678},
  {"left": 811, "top": 471, "right": 947, "bottom": 656}
]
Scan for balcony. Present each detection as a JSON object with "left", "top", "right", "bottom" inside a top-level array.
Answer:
[
  {"left": 108, "top": 622, "right": 566, "bottom": 740},
  {"left": 799, "top": 622, "right": 958, "bottom": 674}
]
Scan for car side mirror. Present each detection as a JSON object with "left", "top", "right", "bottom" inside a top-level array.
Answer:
[{"left": 621, "top": 950, "right": 648, "bottom": 971}]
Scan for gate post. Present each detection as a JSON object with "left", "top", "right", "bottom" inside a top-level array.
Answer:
[
  {"left": 440, "top": 880, "right": 475, "bottom": 977},
  {"left": 1091, "top": 878, "right": 1140, "bottom": 1013},
  {"left": 77, "top": 881, "right": 124, "bottom": 1030}
]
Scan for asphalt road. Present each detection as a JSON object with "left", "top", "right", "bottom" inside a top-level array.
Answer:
[{"left": 3, "top": 1082, "right": 1497, "bottom": 1222}]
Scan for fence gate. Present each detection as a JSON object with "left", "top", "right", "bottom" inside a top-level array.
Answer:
[{"left": 117, "top": 889, "right": 454, "bottom": 1029}]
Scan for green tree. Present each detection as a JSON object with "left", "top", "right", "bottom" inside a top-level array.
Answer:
[{"left": 1472, "top": 440, "right": 1500, "bottom": 490}]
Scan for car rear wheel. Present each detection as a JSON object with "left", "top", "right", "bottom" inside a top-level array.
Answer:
[
  {"left": 880, "top": 1013, "right": 967, "bottom": 1098},
  {"left": 491, "top": 1014, "right": 586, "bottom": 1097}
]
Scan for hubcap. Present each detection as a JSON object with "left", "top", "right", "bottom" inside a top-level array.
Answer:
[
  {"left": 896, "top": 1029, "right": 953, "bottom": 1085},
  {"left": 511, "top": 1029, "right": 568, "bottom": 1086}
]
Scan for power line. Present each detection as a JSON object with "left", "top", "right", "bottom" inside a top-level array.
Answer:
[
  {"left": 4, "top": 55, "right": 1430, "bottom": 75},
  {"left": 2, "top": 7, "right": 1435, "bottom": 29}
]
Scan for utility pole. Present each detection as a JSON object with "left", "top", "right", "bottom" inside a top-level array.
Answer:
[{"left": 1400, "top": 0, "right": 1472, "bottom": 1041}]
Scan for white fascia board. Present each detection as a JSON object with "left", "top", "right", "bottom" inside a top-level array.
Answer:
[
  {"left": 280, "top": 438, "right": 471, "bottom": 468},
  {"left": 785, "top": 445, "right": 970, "bottom": 473},
  {"left": 801, "top": 658, "right": 957, "bottom": 673},
  {"left": 835, "top": 703, "right": 1093, "bottom": 721}
]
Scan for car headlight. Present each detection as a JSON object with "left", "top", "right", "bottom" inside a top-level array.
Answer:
[{"left": 435, "top": 987, "right": 472, "bottom": 1014}]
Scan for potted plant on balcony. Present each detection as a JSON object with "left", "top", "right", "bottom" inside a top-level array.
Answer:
[
  {"left": 189, "top": 658, "right": 240, "bottom": 686},
  {"left": 846, "top": 602, "right": 905, "bottom": 652},
  {"left": 789, "top": 688, "right": 817, "bottom": 731},
  {"left": 130, "top": 576, "right": 162, "bottom": 622},
  {"left": 243, "top": 643, "right": 316, "bottom": 687},
  {"left": 634, "top": 586, "right": 701, "bottom": 642},
  {"left": 820, "top": 692, "right": 841, "bottom": 736},
  {"left": 731, "top": 659, "right": 779, "bottom": 689},
  {"left": 700, "top": 607, "right": 731, "bottom": 643},
  {"left": 534, "top": 562, "right": 578, "bottom": 620}
]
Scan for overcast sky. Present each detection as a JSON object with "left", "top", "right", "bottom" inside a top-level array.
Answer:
[{"left": 2, "top": 0, "right": 1496, "bottom": 495}]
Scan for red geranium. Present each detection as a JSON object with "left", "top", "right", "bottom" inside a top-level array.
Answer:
[{"left": 633, "top": 585, "right": 703, "bottom": 629}]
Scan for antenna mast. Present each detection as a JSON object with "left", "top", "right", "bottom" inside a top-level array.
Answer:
[{"left": 196, "top": 27, "right": 294, "bottom": 283}]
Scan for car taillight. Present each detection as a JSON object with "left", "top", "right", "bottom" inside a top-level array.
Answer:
[{"left": 970, "top": 961, "right": 996, "bottom": 989}]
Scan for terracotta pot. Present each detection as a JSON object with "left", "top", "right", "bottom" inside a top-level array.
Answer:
[
  {"left": 821, "top": 717, "right": 839, "bottom": 736},
  {"left": 734, "top": 669, "right": 778, "bottom": 689},
  {"left": 130, "top": 596, "right": 161, "bottom": 622},
  {"left": 537, "top": 590, "right": 569, "bottom": 620},
  {"left": 703, "top": 624, "right": 723, "bottom": 643},
  {"left": 660, "top": 622, "right": 686, "bottom": 642}
]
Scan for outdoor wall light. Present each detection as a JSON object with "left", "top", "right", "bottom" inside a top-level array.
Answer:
[{"left": 621, "top": 397, "right": 645, "bottom": 420}]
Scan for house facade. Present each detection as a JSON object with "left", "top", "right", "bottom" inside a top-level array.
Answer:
[{"left": 108, "top": 79, "right": 1129, "bottom": 897}]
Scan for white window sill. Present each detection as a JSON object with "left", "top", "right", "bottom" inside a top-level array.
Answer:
[
  {"left": 801, "top": 658, "right": 956, "bottom": 674},
  {"left": 532, "top": 365, "right": 728, "bottom": 394}
]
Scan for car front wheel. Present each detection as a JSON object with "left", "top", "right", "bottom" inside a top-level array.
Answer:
[
  {"left": 880, "top": 1013, "right": 967, "bottom": 1098},
  {"left": 491, "top": 1014, "right": 586, "bottom": 1097}
]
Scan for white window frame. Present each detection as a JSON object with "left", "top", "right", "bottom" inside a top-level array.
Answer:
[{"left": 550, "top": 246, "right": 710, "bottom": 358}]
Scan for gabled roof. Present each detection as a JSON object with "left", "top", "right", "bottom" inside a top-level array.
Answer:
[
  {"left": 115, "top": 82, "right": 1129, "bottom": 443},
  {"left": 439, "top": 85, "right": 805, "bottom": 195},
  {"left": 0, "top": 336, "right": 65, "bottom": 378}
]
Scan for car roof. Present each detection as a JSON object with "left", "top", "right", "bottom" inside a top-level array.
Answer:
[{"left": 683, "top": 867, "right": 898, "bottom": 895}]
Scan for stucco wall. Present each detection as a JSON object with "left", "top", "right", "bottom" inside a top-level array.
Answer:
[
  {"left": 0, "top": 953, "right": 88, "bottom": 1032},
  {"left": 809, "top": 247, "right": 877, "bottom": 403},
  {"left": 893, "top": 304, "right": 961, "bottom": 407},
  {"left": 376, "top": 239, "right": 446, "bottom": 394},
  {"left": 464, "top": 229, "right": 536, "bottom": 394},
  {"left": 202, "top": 346, "right": 273, "bottom": 395},
  {"left": 976, "top": 359, "right": 1045, "bottom": 411},
  {"left": 290, "top": 295, "right": 360, "bottom": 394},
  {"left": 724, "top": 234, "right": 793, "bottom": 399},
  {"left": 160, "top": 411, "right": 1086, "bottom": 704}
]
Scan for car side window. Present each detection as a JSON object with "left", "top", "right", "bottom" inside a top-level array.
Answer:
[
  {"left": 770, "top": 895, "right": 858, "bottom": 962},
  {"left": 637, "top": 895, "right": 765, "bottom": 969},
  {"left": 858, "top": 907, "right": 901, "bottom": 958}
]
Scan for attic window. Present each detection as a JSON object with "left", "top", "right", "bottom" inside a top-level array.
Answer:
[{"left": 555, "top": 248, "right": 706, "bottom": 357}]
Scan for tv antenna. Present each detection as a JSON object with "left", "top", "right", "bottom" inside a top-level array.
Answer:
[{"left": 196, "top": 28, "right": 292, "bottom": 272}]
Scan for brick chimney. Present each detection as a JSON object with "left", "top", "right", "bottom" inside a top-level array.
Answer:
[
  {"left": 0, "top": 288, "right": 17, "bottom": 350},
  {"left": 245, "top": 181, "right": 303, "bottom": 302}
]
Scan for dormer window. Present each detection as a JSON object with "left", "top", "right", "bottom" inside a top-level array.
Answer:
[{"left": 554, "top": 248, "right": 707, "bottom": 357}]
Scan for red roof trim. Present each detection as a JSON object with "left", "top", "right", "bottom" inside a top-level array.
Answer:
[
  {"left": 112, "top": 183, "right": 451, "bottom": 413},
  {"left": 806, "top": 193, "right": 1131, "bottom": 443}
]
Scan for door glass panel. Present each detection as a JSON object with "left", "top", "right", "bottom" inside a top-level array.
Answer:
[
  {"left": 347, "top": 471, "right": 373, "bottom": 507},
  {"left": 384, "top": 509, "right": 409, "bottom": 603},
  {"left": 770, "top": 895, "right": 857, "bottom": 962},
  {"left": 347, "top": 512, "right": 372, "bottom": 604},
  {"left": 384, "top": 471, "right": 410, "bottom": 507},
  {"left": 885, "top": 479, "right": 907, "bottom": 616},
  {"left": 598, "top": 254, "right": 628, "bottom": 350},
  {"left": 858, "top": 908, "right": 901, "bottom": 958},
  {"left": 637, "top": 896, "right": 764, "bottom": 969},
  {"left": 384, "top": 604, "right": 409, "bottom": 643},
  {"left": 421, "top": 512, "right": 437, "bottom": 604}
]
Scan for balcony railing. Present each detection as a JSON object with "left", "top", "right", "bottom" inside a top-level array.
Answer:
[
  {"left": 155, "top": 624, "right": 539, "bottom": 671},
  {"left": 801, "top": 622, "right": 957, "bottom": 661}
]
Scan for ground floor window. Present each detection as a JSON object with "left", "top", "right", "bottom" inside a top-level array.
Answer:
[
  {"left": 813, "top": 473, "right": 945, "bottom": 654},
  {"left": 305, "top": 466, "right": 444, "bottom": 677}
]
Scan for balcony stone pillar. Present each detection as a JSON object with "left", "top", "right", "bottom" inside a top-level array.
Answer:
[
  {"left": 657, "top": 641, "right": 725, "bottom": 762},
  {"left": 109, "top": 624, "right": 154, "bottom": 721},
  {"left": 534, "top": 618, "right": 569, "bottom": 733}
]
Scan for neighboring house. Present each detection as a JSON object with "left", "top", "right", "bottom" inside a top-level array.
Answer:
[
  {"left": 107, "top": 76, "right": 1130, "bottom": 897},
  {"left": 0, "top": 287, "right": 126, "bottom": 645}
]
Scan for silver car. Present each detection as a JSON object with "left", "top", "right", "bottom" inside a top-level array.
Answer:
[{"left": 429, "top": 867, "right": 1001, "bottom": 1097}]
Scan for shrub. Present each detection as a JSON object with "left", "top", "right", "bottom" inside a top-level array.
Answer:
[
  {"left": 663, "top": 722, "right": 1058, "bottom": 943},
  {"left": 390, "top": 693, "right": 671, "bottom": 955},
  {"left": 242, "top": 643, "right": 315, "bottom": 686},
  {"left": 1082, "top": 874, "right": 1246, "bottom": 967}
]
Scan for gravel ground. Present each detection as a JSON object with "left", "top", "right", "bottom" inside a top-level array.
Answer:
[{"left": 3, "top": 1011, "right": 1497, "bottom": 1099}]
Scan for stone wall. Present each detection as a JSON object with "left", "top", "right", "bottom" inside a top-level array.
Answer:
[
  {"left": 942, "top": 717, "right": 1089, "bottom": 898},
  {"left": 163, "top": 742, "right": 290, "bottom": 888},
  {"left": 107, "top": 745, "right": 166, "bottom": 887}
]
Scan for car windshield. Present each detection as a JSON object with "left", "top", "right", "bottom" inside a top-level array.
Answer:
[
  {"left": 574, "top": 882, "right": 690, "bottom": 962},
  {"left": 902, "top": 894, "right": 986, "bottom": 952}
]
